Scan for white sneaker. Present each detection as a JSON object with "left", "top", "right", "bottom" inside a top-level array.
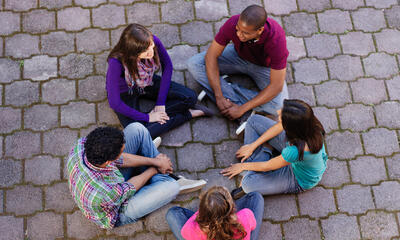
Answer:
[
  {"left": 236, "top": 110, "right": 256, "bottom": 135},
  {"left": 177, "top": 175, "right": 207, "bottom": 194},
  {"left": 197, "top": 90, "right": 206, "bottom": 101},
  {"left": 152, "top": 136, "right": 162, "bottom": 149}
]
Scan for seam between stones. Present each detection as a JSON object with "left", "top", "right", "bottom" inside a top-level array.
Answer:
[{"left": 318, "top": 219, "right": 325, "bottom": 240}]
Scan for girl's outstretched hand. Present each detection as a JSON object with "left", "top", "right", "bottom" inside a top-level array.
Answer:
[
  {"left": 221, "top": 163, "right": 244, "bottom": 179},
  {"left": 236, "top": 144, "right": 255, "bottom": 162},
  {"left": 149, "top": 111, "right": 169, "bottom": 124}
]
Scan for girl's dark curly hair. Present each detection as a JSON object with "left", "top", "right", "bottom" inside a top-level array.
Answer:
[
  {"left": 196, "top": 186, "right": 247, "bottom": 240},
  {"left": 84, "top": 127, "right": 125, "bottom": 166}
]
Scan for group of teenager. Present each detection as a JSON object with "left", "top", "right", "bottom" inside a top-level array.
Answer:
[{"left": 67, "top": 5, "right": 328, "bottom": 240}]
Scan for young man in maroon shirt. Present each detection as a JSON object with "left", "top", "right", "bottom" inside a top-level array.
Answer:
[{"left": 187, "top": 5, "right": 289, "bottom": 126}]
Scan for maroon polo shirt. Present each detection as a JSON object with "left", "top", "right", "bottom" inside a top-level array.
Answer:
[{"left": 215, "top": 15, "right": 288, "bottom": 70}]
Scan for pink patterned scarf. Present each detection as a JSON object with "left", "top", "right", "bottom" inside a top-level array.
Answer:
[{"left": 124, "top": 58, "right": 159, "bottom": 94}]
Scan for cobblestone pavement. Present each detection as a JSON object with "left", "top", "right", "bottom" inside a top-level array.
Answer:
[{"left": 1, "top": 0, "right": 400, "bottom": 239}]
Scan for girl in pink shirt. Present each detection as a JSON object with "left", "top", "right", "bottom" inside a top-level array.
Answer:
[{"left": 166, "top": 186, "right": 264, "bottom": 240}]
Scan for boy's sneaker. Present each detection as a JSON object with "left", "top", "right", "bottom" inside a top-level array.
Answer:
[
  {"left": 152, "top": 136, "right": 162, "bottom": 149},
  {"left": 236, "top": 110, "right": 256, "bottom": 135},
  {"left": 177, "top": 175, "right": 207, "bottom": 194}
]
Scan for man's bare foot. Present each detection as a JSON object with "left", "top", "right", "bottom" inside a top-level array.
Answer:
[{"left": 189, "top": 109, "right": 205, "bottom": 118}]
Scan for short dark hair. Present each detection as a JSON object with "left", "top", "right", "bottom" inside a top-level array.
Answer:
[
  {"left": 239, "top": 5, "right": 268, "bottom": 30},
  {"left": 84, "top": 127, "right": 125, "bottom": 166}
]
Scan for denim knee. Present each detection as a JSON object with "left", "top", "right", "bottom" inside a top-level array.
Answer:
[
  {"left": 245, "top": 191, "right": 264, "bottom": 205},
  {"left": 166, "top": 206, "right": 182, "bottom": 222},
  {"left": 124, "top": 122, "right": 148, "bottom": 137},
  {"left": 241, "top": 172, "right": 258, "bottom": 193}
]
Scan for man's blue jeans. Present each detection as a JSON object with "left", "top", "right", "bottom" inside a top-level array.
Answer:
[
  {"left": 115, "top": 122, "right": 180, "bottom": 227},
  {"left": 166, "top": 192, "right": 264, "bottom": 240},
  {"left": 187, "top": 44, "right": 289, "bottom": 115},
  {"left": 241, "top": 114, "right": 303, "bottom": 195}
]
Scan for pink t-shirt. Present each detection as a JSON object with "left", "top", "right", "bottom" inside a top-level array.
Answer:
[
  {"left": 215, "top": 15, "right": 288, "bottom": 70},
  {"left": 181, "top": 208, "right": 256, "bottom": 240}
]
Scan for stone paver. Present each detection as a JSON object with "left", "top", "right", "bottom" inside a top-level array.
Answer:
[{"left": 2, "top": 1, "right": 400, "bottom": 239}]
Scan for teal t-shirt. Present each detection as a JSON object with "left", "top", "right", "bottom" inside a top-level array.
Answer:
[{"left": 281, "top": 143, "right": 328, "bottom": 190}]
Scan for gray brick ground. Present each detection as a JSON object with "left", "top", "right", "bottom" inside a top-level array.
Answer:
[
  {"left": 75, "top": 0, "right": 107, "bottom": 7},
  {"left": 283, "top": 13, "right": 318, "bottom": 37},
  {"left": 362, "top": 128, "right": 399, "bottom": 156},
  {"left": 375, "top": 101, "right": 400, "bottom": 128},
  {"left": 340, "top": 32, "right": 375, "bottom": 56},
  {"left": 5, "top": 131, "right": 41, "bottom": 159},
  {"left": 132, "top": 232, "right": 163, "bottom": 240},
  {"left": 27, "top": 212, "right": 64, "bottom": 240},
  {"left": 76, "top": 29, "right": 110, "bottom": 54},
  {"left": 177, "top": 143, "right": 214, "bottom": 171},
  {"left": 41, "top": 31, "right": 75, "bottom": 56},
  {"left": 298, "top": 0, "right": 330, "bottom": 11},
  {"left": 321, "top": 214, "right": 361, "bottom": 240},
  {"left": 215, "top": 140, "right": 242, "bottom": 167},
  {"left": 292, "top": 58, "right": 328, "bottom": 84},
  {"left": 351, "top": 78, "right": 387, "bottom": 104},
  {"left": 0, "top": 107, "right": 21, "bottom": 133},
  {"left": 57, "top": 7, "right": 90, "bottom": 31},
  {"left": 162, "top": 122, "right": 192, "bottom": 147},
  {"left": 359, "top": 211, "right": 399, "bottom": 240},
  {"left": 315, "top": 80, "right": 352, "bottom": 107},
  {"left": 45, "top": 182, "right": 76, "bottom": 212},
  {"left": 195, "top": 0, "right": 228, "bottom": 21},
  {"left": 214, "top": 17, "right": 230, "bottom": 34},
  {"left": 0, "top": 191, "right": 2, "bottom": 213},
  {"left": 161, "top": 0, "right": 194, "bottom": 24},
  {"left": 386, "top": 153, "right": 400, "bottom": 179},
  {"left": 5, "top": 80, "right": 39, "bottom": 106},
  {"left": 198, "top": 168, "right": 236, "bottom": 192},
  {"left": 325, "top": 131, "right": 363, "bottom": 159},
  {"left": 366, "top": 0, "right": 397, "bottom": 8},
  {"left": 318, "top": 9, "right": 352, "bottom": 34},
  {"left": 385, "top": 5, "right": 400, "bottom": 28},
  {"left": 24, "top": 55, "right": 57, "bottom": 81},
  {"left": 288, "top": 83, "right": 316, "bottom": 106},
  {"left": 149, "top": 24, "right": 180, "bottom": 49},
  {"left": 127, "top": 3, "right": 159, "bottom": 26},
  {"left": 313, "top": 107, "right": 338, "bottom": 133},
  {"left": 305, "top": 34, "right": 341, "bottom": 59},
  {"left": 192, "top": 117, "right": 229, "bottom": 143},
  {"left": 352, "top": 8, "right": 386, "bottom": 32},
  {"left": 327, "top": 55, "right": 364, "bottom": 81},
  {"left": 375, "top": 29, "right": 400, "bottom": 54},
  {"left": 264, "top": 0, "right": 297, "bottom": 15},
  {"left": 94, "top": 52, "right": 109, "bottom": 75},
  {"left": 60, "top": 53, "right": 94, "bottom": 79},
  {"left": 0, "top": 58, "right": 20, "bottom": 83},
  {"left": 373, "top": 181, "right": 400, "bottom": 211},
  {"left": 93, "top": 4, "right": 125, "bottom": 29},
  {"left": 4, "top": 0, "right": 36, "bottom": 11},
  {"left": 23, "top": 9, "right": 55, "bottom": 34},
  {"left": 298, "top": 187, "right": 336, "bottom": 218},
  {"left": 259, "top": 221, "right": 282, "bottom": 240},
  {"left": 338, "top": 104, "right": 375, "bottom": 131},
  {"left": 78, "top": 76, "right": 107, "bottom": 102},
  {"left": 25, "top": 155, "right": 61, "bottom": 185},
  {"left": 363, "top": 52, "right": 398, "bottom": 78},
  {"left": 42, "top": 78, "right": 76, "bottom": 104},
  {"left": 181, "top": 21, "right": 213, "bottom": 45},
  {"left": 228, "top": 0, "right": 263, "bottom": 15},
  {"left": 40, "top": 0, "right": 72, "bottom": 9},
  {"left": 283, "top": 218, "right": 321, "bottom": 240},
  {"left": 5, "top": 34, "right": 39, "bottom": 58},
  {"left": 286, "top": 36, "right": 306, "bottom": 62},
  {"left": 61, "top": 101, "right": 96, "bottom": 128},
  {"left": 350, "top": 156, "right": 387, "bottom": 184},
  {"left": 6, "top": 185, "right": 42, "bottom": 215},
  {"left": 337, "top": 184, "right": 374, "bottom": 214},
  {"left": 0, "top": 11, "right": 20, "bottom": 35},
  {"left": 67, "top": 211, "right": 103, "bottom": 239},
  {"left": 24, "top": 104, "right": 58, "bottom": 131},
  {"left": 0, "top": 216, "right": 24, "bottom": 240},
  {"left": 0, "top": 159, "right": 22, "bottom": 187},
  {"left": 167, "top": 45, "right": 198, "bottom": 70},
  {"left": 98, "top": 101, "right": 120, "bottom": 125},
  {"left": 146, "top": 203, "right": 173, "bottom": 232},
  {"left": 43, "top": 128, "right": 79, "bottom": 156},
  {"left": 108, "top": 221, "right": 143, "bottom": 237},
  {"left": 263, "top": 194, "right": 298, "bottom": 221},
  {"left": 320, "top": 159, "right": 350, "bottom": 187}
]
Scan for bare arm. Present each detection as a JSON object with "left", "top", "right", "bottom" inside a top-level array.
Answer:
[
  {"left": 127, "top": 167, "right": 158, "bottom": 190},
  {"left": 120, "top": 153, "right": 173, "bottom": 174}
]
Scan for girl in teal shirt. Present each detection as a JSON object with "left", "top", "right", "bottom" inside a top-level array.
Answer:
[{"left": 222, "top": 99, "right": 328, "bottom": 197}]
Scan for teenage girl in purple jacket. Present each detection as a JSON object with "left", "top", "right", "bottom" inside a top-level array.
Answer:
[{"left": 107, "top": 24, "right": 212, "bottom": 138}]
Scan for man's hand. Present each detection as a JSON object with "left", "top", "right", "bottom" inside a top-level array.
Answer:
[
  {"left": 221, "top": 102, "right": 245, "bottom": 120},
  {"left": 216, "top": 96, "right": 233, "bottom": 112},
  {"left": 154, "top": 153, "right": 173, "bottom": 174}
]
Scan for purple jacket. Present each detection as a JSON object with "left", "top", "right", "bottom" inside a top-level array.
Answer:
[{"left": 106, "top": 35, "right": 173, "bottom": 122}]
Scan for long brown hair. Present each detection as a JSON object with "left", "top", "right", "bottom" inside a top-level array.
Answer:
[
  {"left": 108, "top": 23, "right": 160, "bottom": 80},
  {"left": 196, "top": 186, "right": 247, "bottom": 240},
  {"left": 281, "top": 99, "right": 325, "bottom": 161}
]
